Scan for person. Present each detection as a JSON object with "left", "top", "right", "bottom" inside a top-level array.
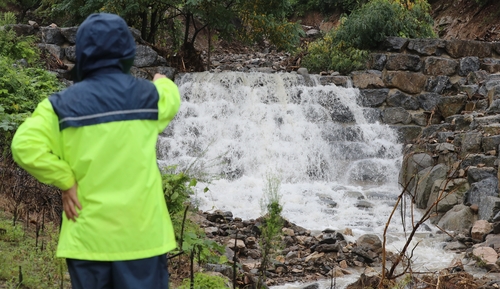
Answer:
[{"left": 11, "top": 13, "right": 180, "bottom": 289}]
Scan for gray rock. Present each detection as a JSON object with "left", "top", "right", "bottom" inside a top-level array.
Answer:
[
  {"left": 468, "top": 167, "right": 497, "bottom": 184},
  {"left": 482, "top": 135, "right": 500, "bottom": 151},
  {"left": 417, "top": 92, "right": 442, "bottom": 111},
  {"left": 459, "top": 57, "right": 480, "bottom": 76},
  {"left": 407, "top": 38, "right": 446, "bottom": 56},
  {"left": 38, "top": 43, "right": 64, "bottom": 60},
  {"left": 204, "top": 264, "right": 233, "bottom": 278},
  {"left": 387, "top": 90, "right": 420, "bottom": 110},
  {"left": 362, "top": 108, "right": 382, "bottom": 123},
  {"left": 461, "top": 154, "right": 497, "bottom": 169},
  {"left": 427, "top": 178, "right": 469, "bottom": 212},
  {"left": 414, "top": 164, "right": 449, "bottom": 209},
  {"left": 60, "top": 27, "right": 78, "bottom": 44},
  {"left": 381, "top": 37, "right": 408, "bottom": 52},
  {"left": 424, "top": 57, "right": 458, "bottom": 76},
  {"left": 467, "top": 70, "right": 489, "bottom": 85},
  {"left": 382, "top": 107, "right": 411, "bottom": 124},
  {"left": 41, "top": 26, "right": 65, "bottom": 45},
  {"left": 444, "top": 241, "right": 467, "bottom": 251},
  {"left": 437, "top": 204, "right": 475, "bottom": 234},
  {"left": 385, "top": 54, "right": 421, "bottom": 71},
  {"left": 425, "top": 75, "right": 451, "bottom": 94},
  {"left": 479, "top": 196, "right": 500, "bottom": 222},
  {"left": 465, "top": 177, "right": 499, "bottom": 206},
  {"left": 460, "top": 132, "right": 483, "bottom": 157},
  {"left": 369, "top": 53, "right": 386, "bottom": 71},
  {"left": 446, "top": 39, "right": 492, "bottom": 58},
  {"left": 437, "top": 131, "right": 455, "bottom": 143},
  {"left": 134, "top": 45, "right": 158, "bottom": 67},
  {"left": 352, "top": 70, "right": 384, "bottom": 89},
  {"left": 356, "top": 234, "right": 382, "bottom": 253},
  {"left": 481, "top": 58, "right": 500, "bottom": 74},
  {"left": 64, "top": 46, "right": 76, "bottom": 62},
  {"left": 399, "top": 153, "right": 433, "bottom": 188},
  {"left": 359, "top": 89, "right": 389, "bottom": 107},
  {"left": 392, "top": 125, "right": 423, "bottom": 143},
  {"left": 437, "top": 94, "right": 467, "bottom": 118}
]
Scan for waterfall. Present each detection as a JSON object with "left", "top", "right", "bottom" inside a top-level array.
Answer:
[{"left": 157, "top": 71, "right": 453, "bottom": 288}]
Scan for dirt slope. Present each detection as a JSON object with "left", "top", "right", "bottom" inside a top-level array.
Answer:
[{"left": 431, "top": 0, "right": 500, "bottom": 41}]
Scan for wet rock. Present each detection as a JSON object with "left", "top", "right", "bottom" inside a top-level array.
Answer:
[
  {"left": 387, "top": 90, "right": 420, "bottom": 110},
  {"left": 359, "top": 88, "right": 389, "bottom": 107},
  {"left": 381, "top": 107, "right": 411, "bottom": 124},
  {"left": 356, "top": 234, "right": 382, "bottom": 253}
]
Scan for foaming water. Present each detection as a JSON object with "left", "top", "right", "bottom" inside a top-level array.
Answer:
[{"left": 158, "top": 71, "right": 453, "bottom": 288}]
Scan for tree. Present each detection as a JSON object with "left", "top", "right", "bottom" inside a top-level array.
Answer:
[{"left": 39, "top": 0, "right": 302, "bottom": 59}]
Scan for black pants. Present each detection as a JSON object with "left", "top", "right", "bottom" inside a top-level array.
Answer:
[{"left": 66, "top": 254, "right": 169, "bottom": 289}]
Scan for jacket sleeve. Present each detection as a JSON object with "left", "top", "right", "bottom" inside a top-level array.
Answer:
[
  {"left": 11, "top": 98, "right": 75, "bottom": 190},
  {"left": 153, "top": 77, "right": 181, "bottom": 133}
]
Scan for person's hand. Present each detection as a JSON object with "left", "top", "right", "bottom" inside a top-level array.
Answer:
[
  {"left": 153, "top": 73, "right": 166, "bottom": 82},
  {"left": 62, "top": 183, "right": 82, "bottom": 222}
]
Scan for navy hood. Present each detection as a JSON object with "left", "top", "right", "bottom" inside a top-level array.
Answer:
[{"left": 73, "top": 13, "right": 135, "bottom": 82}]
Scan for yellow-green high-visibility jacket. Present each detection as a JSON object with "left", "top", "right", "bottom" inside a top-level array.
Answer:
[{"left": 11, "top": 13, "right": 181, "bottom": 261}]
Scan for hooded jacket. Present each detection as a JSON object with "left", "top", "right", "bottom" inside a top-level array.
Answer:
[{"left": 11, "top": 13, "right": 180, "bottom": 261}]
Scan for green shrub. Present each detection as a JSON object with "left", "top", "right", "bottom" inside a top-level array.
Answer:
[
  {"left": 178, "top": 272, "right": 229, "bottom": 289},
  {"left": 302, "top": 0, "right": 435, "bottom": 73}
]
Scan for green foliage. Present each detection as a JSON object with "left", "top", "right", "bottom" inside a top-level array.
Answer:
[
  {"left": 178, "top": 272, "right": 229, "bottom": 289},
  {"left": 0, "top": 59, "right": 62, "bottom": 115},
  {"left": 291, "top": 0, "right": 368, "bottom": 14},
  {"left": 0, "top": 11, "right": 17, "bottom": 25},
  {"left": 302, "top": 0, "right": 435, "bottom": 73},
  {"left": 0, "top": 211, "right": 69, "bottom": 289},
  {"left": 161, "top": 166, "right": 224, "bottom": 265},
  {"left": 335, "top": 0, "right": 435, "bottom": 49},
  {"left": 257, "top": 174, "right": 284, "bottom": 287},
  {"left": 0, "top": 16, "right": 39, "bottom": 63},
  {"left": 162, "top": 165, "right": 197, "bottom": 217}
]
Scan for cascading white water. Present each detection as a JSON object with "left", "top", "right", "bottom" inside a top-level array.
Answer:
[{"left": 157, "top": 71, "right": 453, "bottom": 288}]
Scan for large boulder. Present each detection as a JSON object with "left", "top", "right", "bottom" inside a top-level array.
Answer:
[
  {"left": 427, "top": 178, "right": 469, "bottom": 212},
  {"left": 437, "top": 204, "right": 476, "bottom": 233},
  {"left": 399, "top": 153, "right": 433, "bottom": 192},
  {"left": 414, "top": 164, "right": 449, "bottom": 209}
]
